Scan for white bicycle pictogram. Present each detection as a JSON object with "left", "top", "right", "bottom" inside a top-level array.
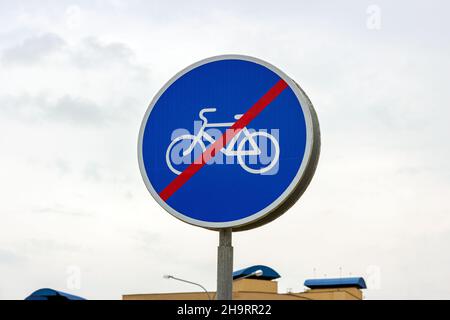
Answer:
[{"left": 166, "top": 108, "right": 280, "bottom": 175}]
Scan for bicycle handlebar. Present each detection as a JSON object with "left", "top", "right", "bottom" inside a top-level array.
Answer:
[
  {"left": 200, "top": 108, "right": 216, "bottom": 114},
  {"left": 199, "top": 108, "right": 217, "bottom": 122}
]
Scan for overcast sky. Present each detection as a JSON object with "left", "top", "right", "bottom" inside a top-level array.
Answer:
[{"left": 1, "top": 0, "right": 450, "bottom": 300}]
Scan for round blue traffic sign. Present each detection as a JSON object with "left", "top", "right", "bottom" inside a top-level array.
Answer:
[{"left": 138, "top": 55, "right": 320, "bottom": 231}]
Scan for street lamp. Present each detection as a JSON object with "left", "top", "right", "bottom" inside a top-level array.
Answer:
[
  {"left": 234, "top": 269, "right": 263, "bottom": 280},
  {"left": 163, "top": 275, "right": 212, "bottom": 300}
]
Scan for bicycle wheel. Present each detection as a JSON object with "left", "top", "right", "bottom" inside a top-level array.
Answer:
[
  {"left": 237, "top": 131, "right": 280, "bottom": 175},
  {"left": 166, "top": 135, "right": 206, "bottom": 175}
]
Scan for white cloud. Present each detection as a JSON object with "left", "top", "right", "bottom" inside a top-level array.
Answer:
[{"left": 1, "top": 33, "right": 65, "bottom": 65}]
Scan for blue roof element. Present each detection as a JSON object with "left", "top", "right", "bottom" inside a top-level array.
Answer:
[
  {"left": 25, "top": 288, "right": 86, "bottom": 300},
  {"left": 304, "top": 277, "right": 367, "bottom": 289},
  {"left": 233, "top": 265, "right": 281, "bottom": 280}
]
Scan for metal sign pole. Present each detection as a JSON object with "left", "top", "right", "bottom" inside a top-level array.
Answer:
[{"left": 217, "top": 228, "right": 233, "bottom": 300}]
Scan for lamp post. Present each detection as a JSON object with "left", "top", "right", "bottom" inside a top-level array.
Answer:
[{"left": 163, "top": 275, "right": 212, "bottom": 300}]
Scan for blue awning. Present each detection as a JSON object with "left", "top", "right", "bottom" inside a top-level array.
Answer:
[
  {"left": 25, "top": 288, "right": 86, "bottom": 300},
  {"left": 304, "top": 277, "right": 367, "bottom": 289},
  {"left": 233, "top": 265, "right": 281, "bottom": 280}
]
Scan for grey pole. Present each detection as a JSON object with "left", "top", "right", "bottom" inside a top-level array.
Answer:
[{"left": 216, "top": 228, "right": 233, "bottom": 300}]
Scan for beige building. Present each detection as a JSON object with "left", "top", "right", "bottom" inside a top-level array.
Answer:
[{"left": 123, "top": 265, "right": 366, "bottom": 300}]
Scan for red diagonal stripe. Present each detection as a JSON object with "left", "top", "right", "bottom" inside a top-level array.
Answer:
[{"left": 159, "top": 78, "right": 288, "bottom": 201}]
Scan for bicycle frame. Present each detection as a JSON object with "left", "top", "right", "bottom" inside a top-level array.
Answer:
[{"left": 184, "top": 120, "right": 261, "bottom": 157}]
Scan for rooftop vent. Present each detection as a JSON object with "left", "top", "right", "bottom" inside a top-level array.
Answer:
[
  {"left": 304, "top": 277, "right": 367, "bottom": 290},
  {"left": 25, "top": 288, "right": 86, "bottom": 300},
  {"left": 233, "top": 265, "right": 281, "bottom": 281}
]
